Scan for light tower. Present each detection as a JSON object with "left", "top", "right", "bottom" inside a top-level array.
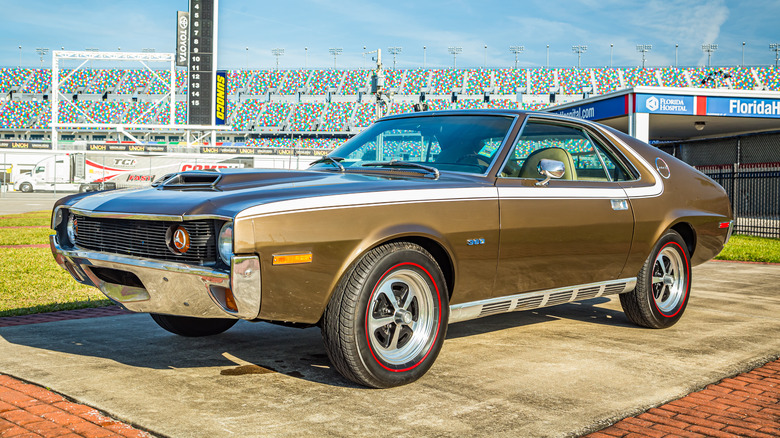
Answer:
[
  {"left": 770, "top": 43, "right": 780, "bottom": 68},
  {"left": 701, "top": 44, "right": 718, "bottom": 67},
  {"left": 509, "top": 45, "right": 524, "bottom": 69},
  {"left": 271, "top": 48, "right": 284, "bottom": 70},
  {"left": 35, "top": 47, "right": 49, "bottom": 67},
  {"left": 636, "top": 44, "right": 652, "bottom": 68},
  {"left": 328, "top": 48, "right": 342, "bottom": 69},
  {"left": 388, "top": 47, "right": 402, "bottom": 70},
  {"left": 571, "top": 45, "right": 587, "bottom": 69},
  {"left": 448, "top": 46, "right": 462, "bottom": 68}
]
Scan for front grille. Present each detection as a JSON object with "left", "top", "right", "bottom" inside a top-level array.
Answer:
[{"left": 73, "top": 215, "right": 217, "bottom": 264}]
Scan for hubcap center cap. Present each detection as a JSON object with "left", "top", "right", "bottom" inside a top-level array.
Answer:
[
  {"left": 395, "top": 309, "right": 413, "bottom": 325},
  {"left": 663, "top": 275, "right": 674, "bottom": 286}
]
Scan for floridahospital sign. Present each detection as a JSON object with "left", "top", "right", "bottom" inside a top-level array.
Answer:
[{"left": 552, "top": 92, "right": 780, "bottom": 120}]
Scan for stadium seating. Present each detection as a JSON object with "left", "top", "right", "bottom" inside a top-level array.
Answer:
[
  {"left": 230, "top": 100, "right": 263, "bottom": 131},
  {"left": 341, "top": 70, "right": 369, "bottom": 94},
  {"left": 320, "top": 102, "right": 353, "bottom": 131},
  {"left": 658, "top": 68, "right": 688, "bottom": 88},
  {"left": 623, "top": 68, "right": 658, "bottom": 88},
  {"left": 558, "top": 69, "right": 591, "bottom": 95},
  {"left": 117, "top": 70, "right": 152, "bottom": 94},
  {"left": 383, "top": 69, "right": 404, "bottom": 92},
  {"left": 465, "top": 69, "right": 492, "bottom": 95},
  {"left": 58, "top": 69, "right": 95, "bottom": 93},
  {"left": 307, "top": 70, "right": 342, "bottom": 94},
  {"left": 400, "top": 69, "right": 429, "bottom": 94},
  {"left": 21, "top": 69, "right": 51, "bottom": 93},
  {"left": 257, "top": 102, "right": 292, "bottom": 128},
  {"left": 352, "top": 103, "right": 377, "bottom": 128},
  {"left": 529, "top": 69, "right": 555, "bottom": 94},
  {"left": 3, "top": 66, "right": 780, "bottom": 143},
  {"left": 494, "top": 69, "right": 526, "bottom": 94},
  {"left": 277, "top": 70, "right": 308, "bottom": 95},
  {"left": 0, "top": 68, "right": 28, "bottom": 92},
  {"left": 429, "top": 69, "right": 464, "bottom": 94},
  {"left": 85, "top": 69, "right": 123, "bottom": 94},
  {"left": 593, "top": 68, "right": 621, "bottom": 94},
  {"left": 287, "top": 102, "right": 325, "bottom": 131}
]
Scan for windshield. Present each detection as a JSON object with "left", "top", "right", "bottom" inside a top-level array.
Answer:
[{"left": 312, "top": 114, "right": 515, "bottom": 175}]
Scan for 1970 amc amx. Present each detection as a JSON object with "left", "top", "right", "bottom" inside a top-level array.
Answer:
[{"left": 50, "top": 110, "right": 733, "bottom": 387}]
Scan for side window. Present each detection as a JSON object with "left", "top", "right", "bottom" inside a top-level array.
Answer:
[{"left": 500, "top": 121, "right": 633, "bottom": 182}]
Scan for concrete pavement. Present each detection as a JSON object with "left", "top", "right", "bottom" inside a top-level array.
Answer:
[
  {"left": 0, "top": 261, "right": 778, "bottom": 437},
  {"left": 0, "top": 192, "right": 67, "bottom": 215}
]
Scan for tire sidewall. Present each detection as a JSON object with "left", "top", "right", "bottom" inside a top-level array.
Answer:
[
  {"left": 641, "top": 231, "right": 691, "bottom": 328},
  {"left": 353, "top": 247, "right": 449, "bottom": 387}
]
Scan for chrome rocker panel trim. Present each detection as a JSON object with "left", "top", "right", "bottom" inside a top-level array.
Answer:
[
  {"left": 49, "top": 235, "right": 261, "bottom": 320},
  {"left": 449, "top": 278, "right": 637, "bottom": 323}
]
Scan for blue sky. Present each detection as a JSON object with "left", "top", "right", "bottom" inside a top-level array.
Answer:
[{"left": 1, "top": 0, "right": 778, "bottom": 70}]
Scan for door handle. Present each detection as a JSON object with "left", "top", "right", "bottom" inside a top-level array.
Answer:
[{"left": 611, "top": 199, "right": 629, "bottom": 211}]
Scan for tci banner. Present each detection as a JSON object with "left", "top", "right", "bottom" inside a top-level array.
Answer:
[
  {"left": 636, "top": 94, "right": 694, "bottom": 115},
  {"left": 705, "top": 97, "right": 780, "bottom": 118}
]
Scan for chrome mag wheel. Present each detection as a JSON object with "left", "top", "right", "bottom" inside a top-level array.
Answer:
[
  {"left": 367, "top": 269, "right": 436, "bottom": 366},
  {"left": 651, "top": 245, "right": 687, "bottom": 314}
]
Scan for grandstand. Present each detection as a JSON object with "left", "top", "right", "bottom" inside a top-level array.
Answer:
[{"left": 1, "top": 66, "right": 779, "bottom": 148}]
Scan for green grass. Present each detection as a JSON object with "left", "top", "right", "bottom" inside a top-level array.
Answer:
[
  {"left": 715, "top": 234, "right": 780, "bottom": 264},
  {"left": 0, "top": 211, "right": 51, "bottom": 227},
  {"left": 0, "top": 227, "right": 53, "bottom": 246},
  {"left": 0, "top": 211, "right": 112, "bottom": 317}
]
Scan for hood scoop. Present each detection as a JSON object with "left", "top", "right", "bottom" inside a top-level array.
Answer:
[{"left": 153, "top": 171, "right": 222, "bottom": 191}]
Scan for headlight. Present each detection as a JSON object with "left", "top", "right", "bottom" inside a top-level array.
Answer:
[
  {"left": 66, "top": 215, "right": 77, "bottom": 245},
  {"left": 218, "top": 222, "right": 233, "bottom": 265}
]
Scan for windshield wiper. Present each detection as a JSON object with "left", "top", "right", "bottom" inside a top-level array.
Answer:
[
  {"left": 361, "top": 161, "right": 440, "bottom": 179},
  {"left": 310, "top": 156, "right": 345, "bottom": 172}
]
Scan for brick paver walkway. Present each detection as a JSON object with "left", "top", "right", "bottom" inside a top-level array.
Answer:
[
  {"left": 588, "top": 358, "right": 780, "bottom": 438},
  {"left": 0, "top": 307, "right": 777, "bottom": 437}
]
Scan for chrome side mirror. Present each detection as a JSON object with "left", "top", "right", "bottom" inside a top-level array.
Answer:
[{"left": 536, "top": 159, "right": 565, "bottom": 186}]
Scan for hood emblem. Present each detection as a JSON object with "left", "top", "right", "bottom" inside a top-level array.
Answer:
[{"left": 172, "top": 227, "right": 191, "bottom": 253}]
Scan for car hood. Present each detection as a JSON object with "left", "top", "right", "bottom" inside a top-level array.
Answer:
[{"left": 57, "top": 168, "right": 490, "bottom": 219}]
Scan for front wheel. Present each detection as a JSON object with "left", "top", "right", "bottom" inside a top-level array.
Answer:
[
  {"left": 150, "top": 313, "right": 237, "bottom": 337},
  {"left": 620, "top": 230, "right": 691, "bottom": 329},
  {"left": 322, "top": 242, "right": 449, "bottom": 388},
  {"left": 19, "top": 183, "right": 33, "bottom": 193}
]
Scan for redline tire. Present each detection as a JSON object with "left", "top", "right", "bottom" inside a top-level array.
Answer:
[
  {"left": 322, "top": 242, "right": 449, "bottom": 388},
  {"left": 150, "top": 313, "right": 237, "bottom": 337},
  {"left": 620, "top": 230, "right": 692, "bottom": 329}
]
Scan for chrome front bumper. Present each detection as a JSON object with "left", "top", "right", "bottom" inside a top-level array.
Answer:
[{"left": 50, "top": 235, "right": 261, "bottom": 320}]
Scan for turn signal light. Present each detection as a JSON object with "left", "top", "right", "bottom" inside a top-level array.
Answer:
[
  {"left": 224, "top": 288, "right": 238, "bottom": 312},
  {"left": 718, "top": 221, "right": 731, "bottom": 229},
  {"left": 272, "top": 253, "right": 313, "bottom": 265}
]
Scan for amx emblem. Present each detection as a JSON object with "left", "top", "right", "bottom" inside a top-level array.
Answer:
[{"left": 172, "top": 227, "right": 190, "bottom": 253}]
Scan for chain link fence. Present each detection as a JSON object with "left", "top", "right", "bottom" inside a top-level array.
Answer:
[{"left": 658, "top": 131, "right": 780, "bottom": 239}]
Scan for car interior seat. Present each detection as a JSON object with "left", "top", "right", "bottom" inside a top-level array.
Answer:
[{"left": 517, "top": 147, "right": 577, "bottom": 180}]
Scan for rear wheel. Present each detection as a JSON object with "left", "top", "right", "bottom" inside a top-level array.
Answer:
[
  {"left": 150, "top": 314, "right": 237, "bottom": 337},
  {"left": 322, "top": 242, "right": 448, "bottom": 388},
  {"left": 620, "top": 230, "right": 691, "bottom": 328}
]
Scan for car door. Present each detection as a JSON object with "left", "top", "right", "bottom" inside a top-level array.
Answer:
[{"left": 493, "top": 118, "right": 636, "bottom": 297}]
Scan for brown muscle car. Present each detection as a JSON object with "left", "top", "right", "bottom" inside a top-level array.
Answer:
[{"left": 50, "top": 110, "right": 733, "bottom": 388}]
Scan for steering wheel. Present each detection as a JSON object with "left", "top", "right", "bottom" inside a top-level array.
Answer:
[{"left": 455, "top": 154, "right": 491, "bottom": 169}]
